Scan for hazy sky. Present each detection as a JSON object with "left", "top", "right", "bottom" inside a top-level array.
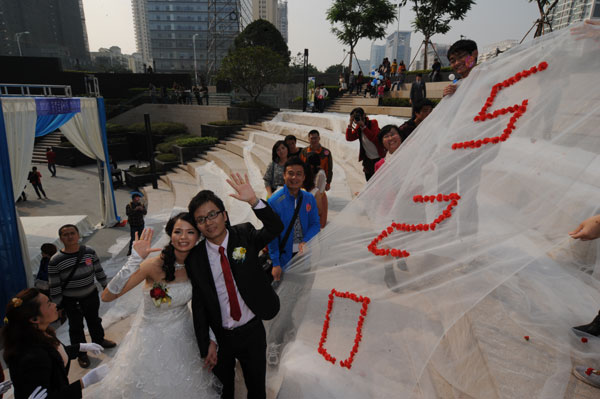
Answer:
[{"left": 82, "top": 0, "right": 540, "bottom": 70}]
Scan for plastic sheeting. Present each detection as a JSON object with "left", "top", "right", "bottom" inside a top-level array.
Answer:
[{"left": 266, "top": 24, "right": 600, "bottom": 398}]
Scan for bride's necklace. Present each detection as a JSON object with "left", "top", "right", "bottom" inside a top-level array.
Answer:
[{"left": 174, "top": 262, "right": 185, "bottom": 270}]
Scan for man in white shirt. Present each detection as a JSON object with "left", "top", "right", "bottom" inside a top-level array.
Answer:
[{"left": 185, "top": 173, "right": 284, "bottom": 399}]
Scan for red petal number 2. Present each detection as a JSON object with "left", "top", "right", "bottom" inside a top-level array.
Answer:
[{"left": 452, "top": 61, "right": 548, "bottom": 150}]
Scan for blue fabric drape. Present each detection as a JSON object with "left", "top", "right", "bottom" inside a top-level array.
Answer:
[
  {"left": 96, "top": 97, "right": 121, "bottom": 223},
  {"left": 35, "top": 113, "right": 77, "bottom": 137},
  {"left": 0, "top": 99, "right": 28, "bottom": 323}
]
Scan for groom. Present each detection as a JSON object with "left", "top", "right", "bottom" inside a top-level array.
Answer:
[{"left": 185, "top": 173, "right": 283, "bottom": 399}]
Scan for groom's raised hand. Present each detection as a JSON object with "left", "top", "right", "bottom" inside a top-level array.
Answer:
[{"left": 226, "top": 173, "right": 259, "bottom": 207}]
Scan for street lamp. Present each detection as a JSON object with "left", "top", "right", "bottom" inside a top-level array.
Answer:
[
  {"left": 15, "top": 31, "right": 30, "bottom": 56},
  {"left": 192, "top": 33, "right": 200, "bottom": 86}
]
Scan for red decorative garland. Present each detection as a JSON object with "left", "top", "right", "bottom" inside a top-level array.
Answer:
[
  {"left": 367, "top": 193, "right": 461, "bottom": 258},
  {"left": 581, "top": 337, "right": 588, "bottom": 343},
  {"left": 317, "top": 289, "right": 371, "bottom": 370},
  {"left": 451, "top": 61, "right": 549, "bottom": 150}
]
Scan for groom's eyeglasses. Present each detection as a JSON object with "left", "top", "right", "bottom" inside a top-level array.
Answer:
[{"left": 195, "top": 210, "right": 223, "bottom": 224}]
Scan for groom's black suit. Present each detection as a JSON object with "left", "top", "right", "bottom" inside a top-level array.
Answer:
[{"left": 185, "top": 202, "right": 283, "bottom": 398}]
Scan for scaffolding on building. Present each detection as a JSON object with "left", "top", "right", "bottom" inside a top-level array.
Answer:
[{"left": 206, "top": 0, "right": 246, "bottom": 83}]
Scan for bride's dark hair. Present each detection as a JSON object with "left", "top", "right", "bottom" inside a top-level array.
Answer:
[{"left": 161, "top": 212, "right": 199, "bottom": 281}]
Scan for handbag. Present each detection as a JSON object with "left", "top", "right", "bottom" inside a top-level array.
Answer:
[{"left": 259, "top": 193, "right": 303, "bottom": 279}]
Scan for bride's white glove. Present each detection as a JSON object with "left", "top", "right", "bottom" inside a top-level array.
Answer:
[
  {"left": 81, "top": 364, "right": 109, "bottom": 388},
  {"left": 80, "top": 343, "right": 104, "bottom": 355},
  {"left": 28, "top": 386, "right": 47, "bottom": 399},
  {"left": 107, "top": 228, "right": 161, "bottom": 294}
]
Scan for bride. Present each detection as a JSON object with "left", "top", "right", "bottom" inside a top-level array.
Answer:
[{"left": 86, "top": 212, "right": 220, "bottom": 398}]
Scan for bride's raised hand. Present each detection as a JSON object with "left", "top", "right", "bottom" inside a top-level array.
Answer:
[
  {"left": 226, "top": 173, "right": 259, "bottom": 206},
  {"left": 132, "top": 228, "right": 162, "bottom": 259}
]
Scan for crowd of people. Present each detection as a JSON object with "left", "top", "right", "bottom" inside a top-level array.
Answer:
[{"left": 148, "top": 82, "right": 209, "bottom": 105}]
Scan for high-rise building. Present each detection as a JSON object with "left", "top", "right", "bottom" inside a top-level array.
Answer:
[
  {"left": 253, "top": 0, "right": 277, "bottom": 23},
  {"left": 385, "top": 31, "right": 411, "bottom": 65},
  {"left": 0, "top": 0, "right": 90, "bottom": 69},
  {"left": 417, "top": 43, "right": 450, "bottom": 70},
  {"left": 132, "top": 0, "right": 253, "bottom": 76},
  {"left": 276, "top": 1, "right": 288, "bottom": 43},
  {"left": 548, "top": 0, "right": 600, "bottom": 30},
  {"left": 369, "top": 44, "right": 386, "bottom": 70}
]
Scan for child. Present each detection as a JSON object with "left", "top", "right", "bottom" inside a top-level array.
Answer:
[{"left": 35, "top": 243, "right": 57, "bottom": 293}]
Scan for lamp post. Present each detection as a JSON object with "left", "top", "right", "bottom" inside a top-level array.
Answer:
[
  {"left": 192, "top": 33, "right": 199, "bottom": 86},
  {"left": 15, "top": 31, "right": 30, "bottom": 56}
]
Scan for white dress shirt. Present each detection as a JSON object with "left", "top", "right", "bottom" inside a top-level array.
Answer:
[{"left": 205, "top": 200, "right": 265, "bottom": 329}]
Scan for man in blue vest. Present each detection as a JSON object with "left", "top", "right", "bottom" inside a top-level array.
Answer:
[{"left": 268, "top": 158, "right": 320, "bottom": 282}]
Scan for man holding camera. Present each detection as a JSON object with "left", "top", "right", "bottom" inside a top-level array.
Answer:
[{"left": 345, "top": 107, "right": 385, "bottom": 181}]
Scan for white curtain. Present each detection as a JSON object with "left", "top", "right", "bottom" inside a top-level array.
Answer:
[
  {"left": 1, "top": 98, "right": 37, "bottom": 202},
  {"left": 2, "top": 98, "right": 38, "bottom": 285},
  {"left": 60, "top": 97, "right": 118, "bottom": 226}
]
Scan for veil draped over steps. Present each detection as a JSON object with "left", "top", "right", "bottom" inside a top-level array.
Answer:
[{"left": 266, "top": 23, "right": 600, "bottom": 398}]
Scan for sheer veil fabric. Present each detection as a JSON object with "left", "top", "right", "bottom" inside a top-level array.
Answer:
[{"left": 266, "top": 23, "right": 600, "bottom": 398}]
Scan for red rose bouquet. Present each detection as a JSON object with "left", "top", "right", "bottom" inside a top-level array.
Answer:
[{"left": 150, "top": 282, "right": 172, "bottom": 307}]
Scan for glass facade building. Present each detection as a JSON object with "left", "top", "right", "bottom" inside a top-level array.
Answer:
[
  {"left": 548, "top": 0, "right": 600, "bottom": 30},
  {"left": 132, "top": 0, "right": 252, "bottom": 75}
]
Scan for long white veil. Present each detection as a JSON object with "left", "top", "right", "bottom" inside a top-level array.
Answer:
[{"left": 266, "top": 23, "right": 600, "bottom": 398}]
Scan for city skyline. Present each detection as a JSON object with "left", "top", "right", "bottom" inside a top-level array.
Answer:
[{"left": 82, "top": 0, "right": 544, "bottom": 70}]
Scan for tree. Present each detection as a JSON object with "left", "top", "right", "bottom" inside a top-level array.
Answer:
[
  {"left": 326, "top": 0, "right": 396, "bottom": 76},
  {"left": 217, "top": 46, "right": 287, "bottom": 101},
  {"left": 234, "top": 19, "right": 290, "bottom": 65},
  {"left": 400, "top": 0, "right": 474, "bottom": 70},
  {"left": 527, "top": 0, "right": 559, "bottom": 38},
  {"left": 325, "top": 64, "right": 345, "bottom": 74},
  {"left": 288, "top": 51, "right": 320, "bottom": 75}
]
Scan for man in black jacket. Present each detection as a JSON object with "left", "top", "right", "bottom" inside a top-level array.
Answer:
[
  {"left": 185, "top": 173, "right": 283, "bottom": 399},
  {"left": 410, "top": 73, "right": 427, "bottom": 118}
]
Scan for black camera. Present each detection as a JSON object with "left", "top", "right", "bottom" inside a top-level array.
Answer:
[{"left": 354, "top": 114, "right": 362, "bottom": 122}]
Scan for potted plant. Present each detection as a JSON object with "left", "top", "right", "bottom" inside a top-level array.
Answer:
[
  {"left": 227, "top": 101, "right": 277, "bottom": 124},
  {"left": 54, "top": 141, "right": 96, "bottom": 167},
  {"left": 124, "top": 165, "right": 164, "bottom": 189},
  {"left": 172, "top": 136, "right": 219, "bottom": 164},
  {"left": 200, "top": 120, "right": 244, "bottom": 140}
]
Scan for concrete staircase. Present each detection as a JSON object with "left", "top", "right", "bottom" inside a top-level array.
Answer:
[
  {"left": 139, "top": 110, "right": 366, "bottom": 227},
  {"left": 32, "top": 131, "right": 63, "bottom": 164}
]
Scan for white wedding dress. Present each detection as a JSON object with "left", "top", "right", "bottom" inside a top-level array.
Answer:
[{"left": 87, "top": 280, "right": 220, "bottom": 399}]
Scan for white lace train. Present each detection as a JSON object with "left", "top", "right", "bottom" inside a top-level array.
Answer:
[{"left": 86, "top": 281, "right": 220, "bottom": 399}]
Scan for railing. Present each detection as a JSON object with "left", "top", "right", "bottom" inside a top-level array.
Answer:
[{"left": 0, "top": 84, "right": 72, "bottom": 97}]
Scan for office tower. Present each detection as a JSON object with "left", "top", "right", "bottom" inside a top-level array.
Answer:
[
  {"left": 548, "top": 0, "right": 600, "bottom": 30},
  {"left": 0, "top": 0, "right": 90, "bottom": 68},
  {"left": 132, "top": 0, "right": 253, "bottom": 75}
]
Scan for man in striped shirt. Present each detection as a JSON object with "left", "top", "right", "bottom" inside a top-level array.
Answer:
[{"left": 49, "top": 224, "right": 116, "bottom": 368}]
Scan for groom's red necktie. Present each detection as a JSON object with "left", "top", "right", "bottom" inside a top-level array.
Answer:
[{"left": 219, "top": 246, "right": 241, "bottom": 321}]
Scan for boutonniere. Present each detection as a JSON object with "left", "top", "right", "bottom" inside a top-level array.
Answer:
[
  {"left": 149, "top": 282, "right": 171, "bottom": 307},
  {"left": 232, "top": 247, "right": 247, "bottom": 262}
]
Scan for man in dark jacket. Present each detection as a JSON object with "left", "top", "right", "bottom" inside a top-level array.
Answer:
[
  {"left": 186, "top": 173, "right": 283, "bottom": 399},
  {"left": 410, "top": 73, "right": 427, "bottom": 118}
]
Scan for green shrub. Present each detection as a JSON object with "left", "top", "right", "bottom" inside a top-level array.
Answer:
[
  {"left": 207, "top": 120, "right": 244, "bottom": 126},
  {"left": 106, "top": 123, "right": 129, "bottom": 135},
  {"left": 58, "top": 141, "right": 74, "bottom": 147},
  {"left": 164, "top": 134, "right": 195, "bottom": 143},
  {"left": 381, "top": 98, "right": 411, "bottom": 107},
  {"left": 156, "top": 153, "right": 178, "bottom": 162},
  {"left": 128, "top": 165, "right": 152, "bottom": 174},
  {"left": 174, "top": 137, "right": 218, "bottom": 147},
  {"left": 234, "top": 101, "right": 273, "bottom": 110},
  {"left": 156, "top": 142, "right": 174, "bottom": 154},
  {"left": 292, "top": 96, "right": 303, "bottom": 102}
]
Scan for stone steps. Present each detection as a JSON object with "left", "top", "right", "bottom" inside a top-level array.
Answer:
[
  {"left": 140, "top": 178, "right": 176, "bottom": 215},
  {"left": 159, "top": 166, "right": 199, "bottom": 209},
  {"left": 32, "top": 131, "right": 63, "bottom": 163}
]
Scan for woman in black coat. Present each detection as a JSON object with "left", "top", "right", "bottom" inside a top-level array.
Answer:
[{"left": 2, "top": 288, "right": 108, "bottom": 399}]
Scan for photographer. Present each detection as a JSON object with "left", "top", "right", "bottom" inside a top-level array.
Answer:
[{"left": 345, "top": 107, "right": 385, "bottom": 181}]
